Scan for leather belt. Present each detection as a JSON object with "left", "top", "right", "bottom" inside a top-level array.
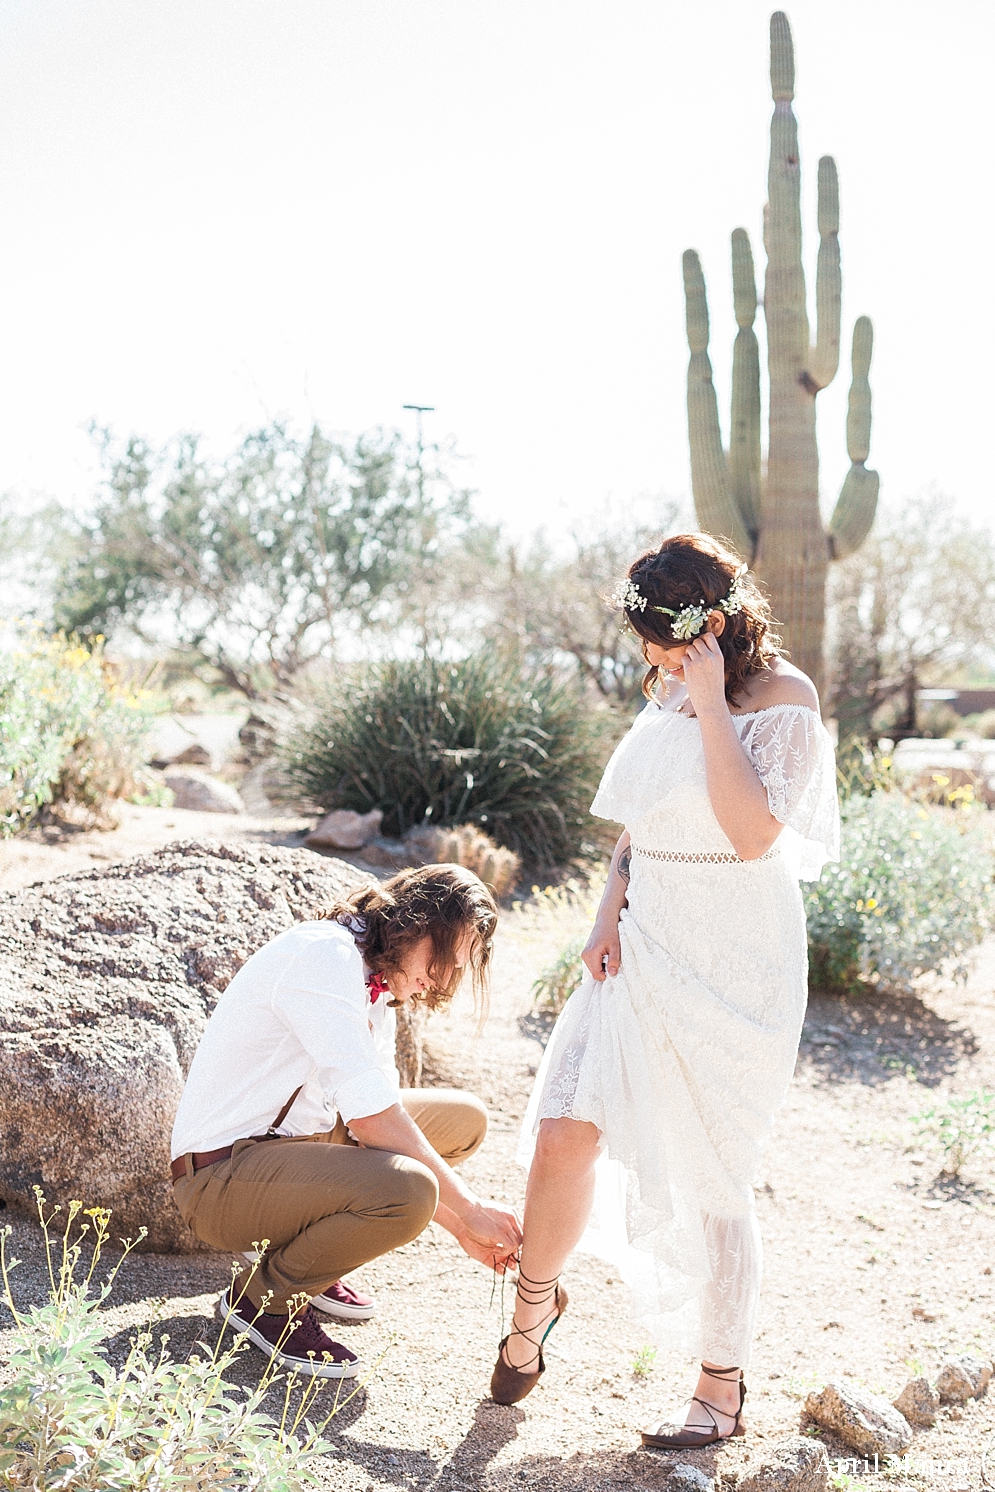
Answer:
[
  {"left": 170, "top": 1085, "right": 303, "bottom": 1183},
  {"left": 170, "top": 1137, "right": 278, "bottom": 1183}
]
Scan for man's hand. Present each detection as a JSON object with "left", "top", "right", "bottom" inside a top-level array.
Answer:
[
  {"left": 458, "top": 1200, "right": 522, "bottom": 1273},
  {"left": 457, "top": 1232, "right": 520, "bottom": 1275},
  {"left": 681, "top": 628, "right": 728, "bottom": 718}
]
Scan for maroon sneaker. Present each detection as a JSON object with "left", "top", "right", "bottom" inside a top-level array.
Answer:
[
  {"left": 216, "top": 1288, "right": 361, "bottom": 1379},
  {"left": 312, "top": 1279, "right": 377, "bottom": 1321}
]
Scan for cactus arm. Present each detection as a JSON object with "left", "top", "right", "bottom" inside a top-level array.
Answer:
[
  {"left": 807, "top": 156, "right": 842, "bottom": 391},
  {"left": 828, "top": 316, "right": 879, "bottom": 558},
  {"left": 765, "top": 11, "right": 807, "bottom": 369},
  {"left": 729, "top": 228, "right": 761, "bottom": 551},
  {"left": 682, "top": 250, "right": 751, "bottom": 555}
]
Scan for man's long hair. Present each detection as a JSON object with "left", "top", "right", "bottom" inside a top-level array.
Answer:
[{"left": 318, "top": 863, "right": 497, "bottom": 1019}]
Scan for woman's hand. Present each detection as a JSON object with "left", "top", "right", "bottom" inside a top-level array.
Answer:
[
  {"left": 681, "top": 629, "right": 728, "bottom": 719},
  {"left": 582, "top": 916, "right": 621, "bottom": 982}
]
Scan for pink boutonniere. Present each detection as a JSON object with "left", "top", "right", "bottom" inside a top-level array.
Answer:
[{"left": 366, "top": 972, "right": 390, "bottom": 1003}]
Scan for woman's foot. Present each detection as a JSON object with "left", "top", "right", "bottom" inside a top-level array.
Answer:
[
  {"left": 641, "top": 1363, "right": 746, "bottom": 1449},
  {"left": 490, "top": 1274, "right": 569, "bottom": 1404}
]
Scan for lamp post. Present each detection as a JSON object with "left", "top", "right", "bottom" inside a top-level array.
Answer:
[{"left": 402, "top": 403, "right": 435, "bottom": 505}]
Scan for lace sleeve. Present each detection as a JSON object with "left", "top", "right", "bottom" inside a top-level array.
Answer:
[{"left": 741, "top": 706, "right": 840, "bottom": 881}]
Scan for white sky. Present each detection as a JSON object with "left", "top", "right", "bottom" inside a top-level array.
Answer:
[{"left": 0, "top": 0, "right": 992, "bottom": 539}]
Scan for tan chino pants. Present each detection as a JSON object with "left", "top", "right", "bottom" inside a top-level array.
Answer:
[{"left": 172, "top": 1089, "right": 487, "bottom": 1313}]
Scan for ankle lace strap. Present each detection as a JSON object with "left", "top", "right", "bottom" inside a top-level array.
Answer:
[
  {"left": 515, "top": 1269, "right": 559, "bottom": 1305},
  {"left": 504, "top": 1272, "right": 560, "bottom": 1370},
  {"left": 700, "top": 1363, "right": 742, "bottom": 1381}
]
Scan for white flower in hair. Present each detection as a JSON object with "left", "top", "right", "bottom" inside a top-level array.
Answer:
[
  {"left": 611, "top": 578, "right": 647, "bottom": 612},
  {"left": 664, "top": 604, "right": 709, "bottom": 640},
  {"left": 717, "top": 564, "right": 749, "bottom": 617}
]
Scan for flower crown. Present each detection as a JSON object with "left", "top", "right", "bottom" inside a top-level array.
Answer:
[{"left": 611, "top": 564, "right": 749, "bottom": 641}]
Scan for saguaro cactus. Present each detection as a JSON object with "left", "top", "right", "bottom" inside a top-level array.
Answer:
[{"left": 683, "top": 11, "right": 879, "bottom": 685}]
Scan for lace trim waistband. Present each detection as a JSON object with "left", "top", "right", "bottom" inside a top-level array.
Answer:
[{"left": 631, "top": 845, "right": 778, "bottom": 865}]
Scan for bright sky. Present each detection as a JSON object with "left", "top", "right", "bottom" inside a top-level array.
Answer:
[{"left": 0, "top": 0, "right": 992, "bottom": 540}]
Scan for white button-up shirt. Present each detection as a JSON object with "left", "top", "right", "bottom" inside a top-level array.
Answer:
[{"left": 170, "top": 920, "right": 400, "bottom": 1159}]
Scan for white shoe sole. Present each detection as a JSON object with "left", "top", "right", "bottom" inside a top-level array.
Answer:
[
  {"left": 242, "top": 1252, "right": 377, "bottom": 1321},
  {"left": 216, "top": 1293, "right": 361, "bottom": 1379},
  {"left": 311, "top": 1290, "right": 377, "bottom": 1321}
]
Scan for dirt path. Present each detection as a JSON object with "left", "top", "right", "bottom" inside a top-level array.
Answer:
[
  {"left": 2, "top": 827, "right": 995, "bottom": 1488},
  {"left": 0, "top": 802, "right": 314, "bottom": 893}
]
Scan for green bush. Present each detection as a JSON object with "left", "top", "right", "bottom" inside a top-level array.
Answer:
[
  {"left": 806, "top": 791, "right": 995, "bottom": 993},
  {"left": 531, "top": 936, "right": 586, "bottom": 1012},
  {"left": 0, "top": 628, "right": 163, "bottom": 834},
  {"left": 280, "top": 652, "right": 616, "bottom": 866},
  {"left": 0, "top": 1195, "right": 362, "bottom": 1491},
  {"left": 913, "top": 1089, "right": 995, "bottom": 1176}
]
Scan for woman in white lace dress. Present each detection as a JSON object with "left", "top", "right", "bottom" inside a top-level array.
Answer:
[{"left": 489, "top": 534, "right": 839, "bottom": 1448}]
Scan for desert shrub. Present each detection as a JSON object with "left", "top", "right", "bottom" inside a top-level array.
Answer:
[
  {"left": 0, "top": 1195, "right": 363, "bottom": 1491},
  {"left": 959, "top": 709, "right": 995, "bottom": 739},
  {"left": 404, "top": 822, "right": 521, "bottom": 898},
  {"left": 0, "top": 628, "right": 164, "bottom": 834},
  {"left": 531, "top": 937, "right": 586, "bottom": 1012},
  {"left": 806, "top": 791, "right": 995, "bottom": 993},
  {"left": 913, "top": 1090, "right": 995, "bottom": 1176},
  {"left": 280, "top": 652, "right": 617, "bottom": 866}
]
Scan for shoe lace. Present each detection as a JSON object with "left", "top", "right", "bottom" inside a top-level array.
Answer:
[
  {"left": 289, "top": 1304, "right": 336, "bottom": 1355},
  {"left": 683, "top": 1364, "right": 744, "bottom": 1433},
  {"left": 503, "top": 1270, "right": 560, "bottom": 1372}
]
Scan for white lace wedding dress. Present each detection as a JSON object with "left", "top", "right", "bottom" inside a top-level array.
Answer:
[{"left": 517, "top": 689, "right": 840, "bottom": 1367}]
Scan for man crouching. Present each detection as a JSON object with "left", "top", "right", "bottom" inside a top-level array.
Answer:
[{"left": 170, "top": 864, "right": 521, "bottom": 1379}]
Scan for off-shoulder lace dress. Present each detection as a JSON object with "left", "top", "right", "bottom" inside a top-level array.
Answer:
[{"left": 516, "top": 691, "right": 839, "bottom": 1367}]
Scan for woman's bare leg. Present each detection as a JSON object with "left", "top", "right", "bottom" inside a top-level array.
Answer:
[{"left": 503, "top": 1116, "right": 601, "bottom": 1371}]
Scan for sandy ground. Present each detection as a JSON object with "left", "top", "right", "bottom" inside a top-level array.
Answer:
[
  {"left": 0, "top": 801, "right": 315, "bottom": 892},
  {"left": 2, "top": 817, "right": 995, "bottom": 1489}
]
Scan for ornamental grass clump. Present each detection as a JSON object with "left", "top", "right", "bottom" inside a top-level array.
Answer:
[
  {"left": 0, "top": 627, "right": 164, "bottom": 834},
  {"left": 280, "top": 652, "right": 616, "bottom": 867},
  {"left": 0, "top": 1192, "right": 367, "bottom": 1491},
  {"left": 806, "top": 790, "right": 995, "bottom": 993}
]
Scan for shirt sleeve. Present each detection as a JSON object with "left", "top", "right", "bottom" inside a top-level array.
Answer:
[
  {"left": 271, "top": 933, "right": 400, "bottom": 1124},
  {"left": 744, "top": 706, "right": 841, "bottom": 880}
]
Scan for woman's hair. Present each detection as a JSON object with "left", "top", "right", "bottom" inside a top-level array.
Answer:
[
  {"left": 318, "top": 863, "right": 498, "bottom": 1019},
  {"left": 622, "top": 533, "right": 781, "bottom": 704}
]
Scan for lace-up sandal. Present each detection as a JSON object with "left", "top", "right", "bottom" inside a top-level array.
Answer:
[
  {"left": 489, "top": 1272, "right": 569, "bottom": 1405},
  {"left": 641, "top": 1364, "right": 746, "bottom": 1449}
]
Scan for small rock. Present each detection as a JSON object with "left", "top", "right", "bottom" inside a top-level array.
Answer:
[
  {"left": 163, "top": 768, "right": 244, "bottom": 814},
  {"left": 667, "top": 1466, "right": 714, "bottom": 1492},
  {"left": 737, "top": 1436, "right": 829, "bottom": 1492},
  {"left": 172, "top": 742, "right": 212, "bottom": 766},
  {"left": 305, "top": 808, "right": 384, "bottom": 850},
  {"left": 936, "top": 1355, "right": 993, "bottom": 1403},
  {"left": 893, "top": 1376, "right": 939, "bottom": 1428},
  {"left": 359, "top": 837, "right": 418, "bottom": 868},
  {"left": 805, "top": 1380, "right": 912, "bottom": 1457}
]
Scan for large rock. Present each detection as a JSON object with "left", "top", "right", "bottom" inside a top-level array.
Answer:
[
  {"left": 0, "top": 840, "right": 430, "bottom": 1252},
  {"left": 936, "top": 1355, "right": 993, "bottom": 1403},
  {"left": 738, "top": 1436, "right": 829, "bottom": 1492},
  {"left": 163, "top": 769, "right": 244, "bottom": 814},
  {"left": 804, "top": 1381, "right": 912, "bottom": 1457}
]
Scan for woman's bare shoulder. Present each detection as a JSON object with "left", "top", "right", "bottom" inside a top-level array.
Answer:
[{"left": 736, "top": 659, "right": 820, "bottom": 715}]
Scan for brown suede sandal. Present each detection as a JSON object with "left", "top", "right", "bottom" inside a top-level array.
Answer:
[
  {"left": 489, "top": 1273, "right": 569, "bottom": 1406},
  {"left": 641, "top": 1363, "right": 747, "bottom": 1449}
]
